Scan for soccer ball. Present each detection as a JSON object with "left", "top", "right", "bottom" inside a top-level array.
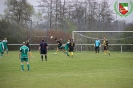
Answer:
[
  {"left": 50, "top": 36, "right": 53, "bottom": 38},
  {"left": 54, "top": 53, "right": 57, "bottom": 55}
]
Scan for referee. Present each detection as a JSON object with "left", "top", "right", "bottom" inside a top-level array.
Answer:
[{"left": 39, "top": 40, "right": 48, "bottom": 61}]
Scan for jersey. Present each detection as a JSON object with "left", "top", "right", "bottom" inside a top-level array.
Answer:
[
  {"left": 95, "top": 40, "right": 100, "bottom": 47},
  {"left": 69, "top": 41, "right": 75, "bottom": 52},
  {"left": 39, "top": 42, "right": 48, "bottom": 50},
  {"left": 26, "top": 41, "right": 30, "bottom": 47},
  {"left": 57, "top": 40, "right": 62, "bottom": 48},
  {"left": 0, "top": 42, "right": 4, "bottom": 53},
  {"left": 26, "top": 41, "right": 31, "bottom": 51},
  {"left": 103, "top": 40, "right": 106, "bottom": 46},
  {"left": 69, "top": 41, "right": 75, "bottom": 48},
  {"left": 65, "top": 42, "right": 70, "bottom": 50},
  {"left": 2, "top": 40, "right": 8, "bottom": 49},
  {"left": 20, "top": 45, "right": 29, "bottom": 58}
]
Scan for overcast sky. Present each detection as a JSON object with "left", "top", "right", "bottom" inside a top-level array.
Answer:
[{"left": 0, "top": 0, "right": 133, "bottom": 23}]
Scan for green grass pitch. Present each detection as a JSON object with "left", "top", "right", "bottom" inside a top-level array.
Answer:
[{"left": 0, "top": 51, "right": 133, "bottom": 88}]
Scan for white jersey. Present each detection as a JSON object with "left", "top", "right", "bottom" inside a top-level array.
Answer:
[{"left": 3, "top": 40, "right": 8, "bottom": 43}]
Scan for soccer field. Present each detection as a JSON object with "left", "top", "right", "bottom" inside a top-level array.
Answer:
[{"left": 0, "top": 51, "right": 133, "bottom": 88}]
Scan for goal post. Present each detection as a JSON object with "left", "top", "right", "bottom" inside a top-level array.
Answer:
[
  {"left": 72, "top": 31, "right": 133, "bottom": 52},
  {"left": 72, "top": 31, "right": 133, "bottom": 40}
]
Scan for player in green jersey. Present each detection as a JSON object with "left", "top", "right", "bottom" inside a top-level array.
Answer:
[
  {"left": 0, "top": 40, "right": 4, "bottom": 58},
  {"left": 64, "top": 39, "right": 70, "bottom": 56},
  {"left": 19, "top": 42, "right": 30, "bottom": 71},
  {"left": 2, "top": 38, "right": 8, "bottom": 54}
]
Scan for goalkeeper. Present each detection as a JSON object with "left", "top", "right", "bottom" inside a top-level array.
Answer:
[{"left": 95, "top": 37, "right": 101, "bottom": 53}]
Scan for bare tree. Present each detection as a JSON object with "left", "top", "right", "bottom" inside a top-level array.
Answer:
[
  {"left": 37, "top": 0, "right": 114, "bottom": 31},
  {"left": 99, "top": 0, "right": 114, "bottom": 31}
]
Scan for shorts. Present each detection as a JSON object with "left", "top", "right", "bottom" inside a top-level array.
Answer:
[
  {"left": 58, "top": 46, "right": 63, "bottom": 49},
  {"left": 40, "top": 50, "right": 47, "bottom": 54},
  {"left": 65, "top": 47, "right": 69, "bottom": 51},
  {"left": 21, "top": 58, "right": 28, "bottom": 62},
  {"left": 4, "top": 45, "right": 8, "bottom": 49},
  {"left": 69, "top": 47, "right": 74, "bottom": 52},
  {"left": 104, "top": 46, "right": 108, "bottom": 50},
  {"left": 95, "top": 46, "right": 99, "bottom": 50}
]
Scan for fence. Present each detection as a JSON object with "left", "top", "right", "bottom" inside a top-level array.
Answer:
[
  {"left": 75, "top": 44, "right": 133, "bottom": 52},
  {"left": 8, "top": 44, "right": 133, "bottom": 52}
]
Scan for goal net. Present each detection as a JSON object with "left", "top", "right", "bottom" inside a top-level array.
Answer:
[{"left": 72, "top": 31, "right": 133, "bottom": 52}]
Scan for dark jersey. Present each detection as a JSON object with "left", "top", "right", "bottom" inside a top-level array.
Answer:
[
  {"left": 57, "top": 40, "right": 62, "bottom": 47},
  {"left": 69, "top": 41, "right": 75, "bottom": 52},
  {"left": 40, "top": 42, "right": 48, "bottom": 50},
  {"left": 26, "top": 41, "right": 31, "bottom": 51},
  {"left": 26, "top": 41, "right": 30, "bottom": 47},
  {"left": 69, "top": 42, "right": 75, "bottom": 48}
]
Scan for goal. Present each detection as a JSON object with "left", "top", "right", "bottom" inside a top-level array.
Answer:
[{"left": 72, "top": 31, "right": 133, "bottom": 52}]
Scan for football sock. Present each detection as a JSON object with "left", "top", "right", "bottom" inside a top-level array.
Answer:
[
  {"left": 45, "top": 55, "right": 47, "bottom": 61},
  {"left": 41, "top": 55, "right": 43, "bottom": 61},
  {"left": 98, "top": 49, "right": 99, "bottom": 53},
  {"left": 63, "top": 50, "right": 65, "bottom": 53},
  {"left": 29, "top": 52, "right": 32, "bottom": 57},
  {"left": 66, "top": 52, "right": 69, "bottom": 56},
  {"left": 6, "top": 49, "right": 8, "bottom": 54},
  {"left": 71, "top": 52, "right": 73, "bottom": 56},
  {"left": 1, "top": 52, "right": 3, "bottom": 56},
  {"left": 69, "top": 52, "right": 73, "bottom": 57},
  {"left": 69, "top": 52, "right": 71, "bottom": 57},
  {"left": 21, "top": 64, "right": 24, "bottom": 70},
  {"left": 72, "top": 52, "right": 73, "bottom": 58},
  {"left": 95, "top": 48, "right": 97, "bottom": 53},
  {"left": 27, "top": 64, "right": 30, "bottom": 70},
  {"left": 56, "top": 50, "right": 58, "bottom": 54},
  {"left": 66, "top": 51, "right": 68, "bottom": 55},
  {"left": 107, "top": 51, "right": 110, "bottom": 55},
  {"left": 0, "top": 53, "right": 1, "bottom": 57},
  {"left": 104, "top": 51, "right": 106, "bottom": 55}
]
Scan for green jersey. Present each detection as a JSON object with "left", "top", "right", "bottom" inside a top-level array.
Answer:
[
  {"left": 2, "top": 40, "right": 8, "bottom": 49},
  {"left": 20, "top": 45, "right": 29, "bottom": 58},
  {"left": 65, "top": 42, "right": 70, "bottom": 50},
  {"left": 0, "top": 42, "right": 4, "bottom": 52}
]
